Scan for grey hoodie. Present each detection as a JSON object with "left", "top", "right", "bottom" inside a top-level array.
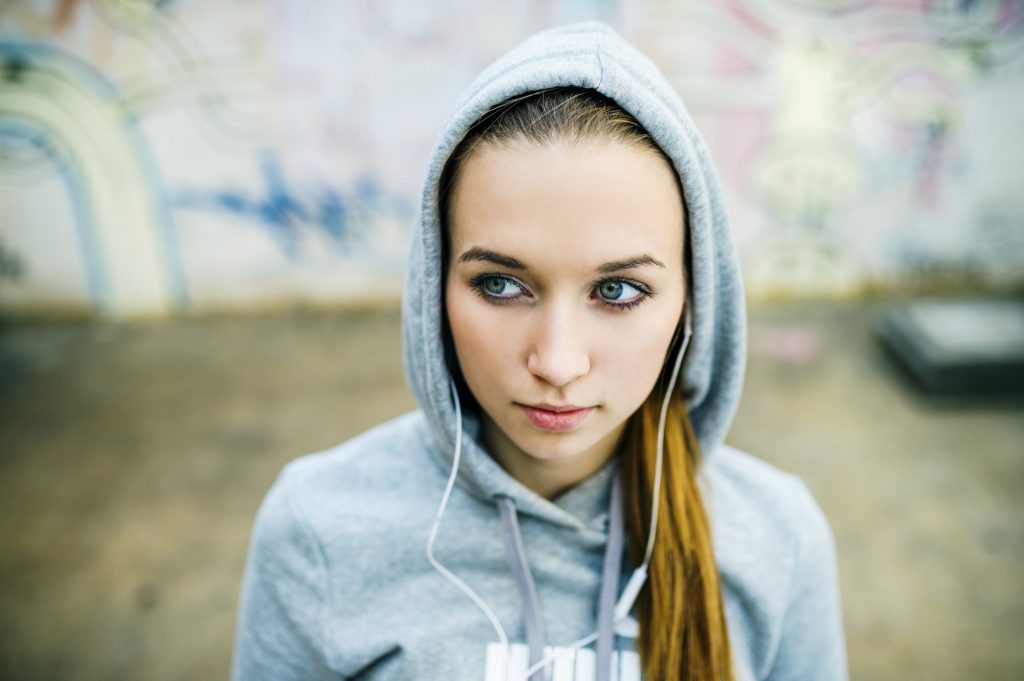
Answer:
[{"left": 231, "top": 22, "right": 848, "bottom": 681}]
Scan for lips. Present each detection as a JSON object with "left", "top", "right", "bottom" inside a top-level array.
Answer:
[{"left": 519, "top": 403, "right": 594, "bottom": 432}]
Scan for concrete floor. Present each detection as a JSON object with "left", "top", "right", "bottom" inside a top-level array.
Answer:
[{"left": 0, "top": 303, "right": 1021, "bottom": 680}]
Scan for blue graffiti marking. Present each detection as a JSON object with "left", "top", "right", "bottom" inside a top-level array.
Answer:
[{"left": 173, "top": 153, "right": 411, "bottom": 259}]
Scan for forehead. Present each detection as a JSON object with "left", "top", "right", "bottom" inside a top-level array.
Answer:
[{"left": 448, "top": 140, "right": 685, "bottom": 273}]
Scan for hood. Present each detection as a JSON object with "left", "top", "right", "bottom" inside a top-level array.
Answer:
[{"left": 401, "top": 21, "right": 746, "bottom": 526}]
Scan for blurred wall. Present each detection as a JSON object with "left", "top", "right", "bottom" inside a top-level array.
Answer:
[{"left": 0, "top": 0, "right": 1021, "bottom": 318}]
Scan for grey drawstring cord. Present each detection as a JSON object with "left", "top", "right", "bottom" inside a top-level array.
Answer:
[
  {"left": 496, "top": 472, "right": 625, "bottom": 681},
  {"left": 496, "top": 495, "right": 548, "bottom": 680},
  {"left": 595, "top": 472, "right": 625, "bottom": 681}
]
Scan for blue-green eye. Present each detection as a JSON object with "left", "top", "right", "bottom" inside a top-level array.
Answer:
[
  {"left": 473, "top": 275, "right": 525, "bottom": 301},
  {"left": 593, "top": 278, "right": 652, "bottom": 311},
  {"left": 597, "top": 280, "right": 641, "bottom": 303},
  {"left": 484, "top": 277, "right": 509, "bottom": 295}
]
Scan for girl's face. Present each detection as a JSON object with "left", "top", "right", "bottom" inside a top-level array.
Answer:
[{"left": 445, "top": 139, "right": 686, "bottom": 496}]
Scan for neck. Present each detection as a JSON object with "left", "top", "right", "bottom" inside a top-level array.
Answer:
[{"left": 480, "top": 414, "right": 625, "bottom": 500}]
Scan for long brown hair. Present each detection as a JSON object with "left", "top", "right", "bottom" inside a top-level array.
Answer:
[
  {"left": 622, "top": 361, "right": 733, "bottom": 680},
  {"left": 441, "top": 88, "right": 733, "bottom": 680}
]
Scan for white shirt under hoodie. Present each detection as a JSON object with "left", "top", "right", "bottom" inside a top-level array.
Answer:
[{"left": 231, "top": 21, "right": 849, "bottom": 681}]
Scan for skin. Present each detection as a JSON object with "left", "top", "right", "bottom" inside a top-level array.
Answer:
[{"left": 445, "top": 138, "right": 686, "bottom": 500}]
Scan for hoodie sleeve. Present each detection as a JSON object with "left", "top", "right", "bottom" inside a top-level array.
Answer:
[
  {"left": 765, "top": 480, "right": 849, "bottom": 681},
  {"left": 231, "top": 466, "right": 338, "bottom": 681}
]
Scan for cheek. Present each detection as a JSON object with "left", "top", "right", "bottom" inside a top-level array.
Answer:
[
  {"left": 445, "top": 285, "right": 512, "bottom": 384},
  {"left": 600, "top": 312, "right": 680, "bottom": 403}
]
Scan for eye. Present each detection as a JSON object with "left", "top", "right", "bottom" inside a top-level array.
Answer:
[
  {"left": 594, "top": 279, "right": 651, "bottom": 311},
  {"left": 596, "top": 280, "right": 641, "bottom": 303},
  {"left": 470, "top": 274, "right": 526, "bottom": 303}
]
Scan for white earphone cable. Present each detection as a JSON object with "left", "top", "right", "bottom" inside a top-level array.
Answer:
[
  {"left": 643, "top": 310, "right": 692, "bottom": 567},
  {"left": 426, "top": 377, "right": 511, "bottom": 661}
]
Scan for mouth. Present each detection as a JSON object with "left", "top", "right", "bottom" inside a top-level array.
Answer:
[{"left": 518, "top": 403, "right": 594, "bottom": 432}]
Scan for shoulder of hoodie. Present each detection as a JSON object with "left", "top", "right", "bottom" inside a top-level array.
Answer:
[
  {"left": 259, "top": 410, "right": 444, "bottom": 545},
  {"left": 701, "top": 443, "right": 838, "bottom": 621},
  {"left": 702, "top": 442, "right": 833, "bottom": 545}
]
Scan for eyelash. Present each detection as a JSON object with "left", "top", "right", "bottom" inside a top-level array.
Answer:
[{"left": 468, "top": 273, "right": 653, "bottom": 312}]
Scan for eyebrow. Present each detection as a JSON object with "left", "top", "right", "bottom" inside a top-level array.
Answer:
[
  {"left": 596, "top": 254, "right": 666, "bottom": 274},
  {"left": 457, "top": 247, "right": 526, "bottom": 270},
  {"left": 456, "top": 247, "right": 666, "bottom": 274}
]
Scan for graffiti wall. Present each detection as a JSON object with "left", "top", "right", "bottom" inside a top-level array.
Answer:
[{"left": 1, "top": 0, "right": 1021, "bottom": 316}]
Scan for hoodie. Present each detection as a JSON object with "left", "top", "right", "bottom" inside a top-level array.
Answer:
[{"left": 231, "top": 21, "right": 848, "bottom": 681}]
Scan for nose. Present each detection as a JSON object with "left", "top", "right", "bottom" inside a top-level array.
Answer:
[{"left": 525, "top": 301, "right": 591, "bottom": 388}]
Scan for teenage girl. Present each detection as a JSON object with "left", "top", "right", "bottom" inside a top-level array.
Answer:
[{"left": 232, "top": 22, "right": 847, "bottom": 681}]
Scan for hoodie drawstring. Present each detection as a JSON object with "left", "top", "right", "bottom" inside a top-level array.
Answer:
[
  {"left": 595, "top": 472, "right": 624, "bottom": 681},
  {"left": 495, "top": 470, "right": 625, "bottom": 681},
  {"left": 497, "top": 495, "right": 548, "bottom": 680}
]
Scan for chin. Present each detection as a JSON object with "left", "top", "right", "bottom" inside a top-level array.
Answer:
[{"left": 513, "top": 430, "right": 603, "bottom": 462}]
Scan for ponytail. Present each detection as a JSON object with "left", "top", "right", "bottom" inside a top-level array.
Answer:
[{"left": 621, "top": 383, "right": 733, "bottom": 680}]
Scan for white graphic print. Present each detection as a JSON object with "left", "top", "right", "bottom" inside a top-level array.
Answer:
[{"left": 484, "top": 643, "right": 640, "bottom": 681}]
